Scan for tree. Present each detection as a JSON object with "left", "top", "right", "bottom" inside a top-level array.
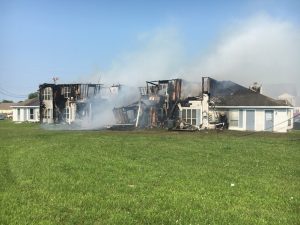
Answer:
[
  {"left": 1, "top": 100, "right": 13, "bottom": 103},
  {"left": 28, "top": 92, "right": 38, "bottom": 99}
]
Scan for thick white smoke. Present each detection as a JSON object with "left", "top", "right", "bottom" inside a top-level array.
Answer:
[
  {"left": 92, "top": 14, "right": 300, "bottom": 97},
  {"left": 76, "top": 14, "right": 300, "bottom": 129},
  {"left": 187, "top": 14, "right": 300, "bottom": 93},
  {"left": 88, "top": 26, "right": 185, "bottom": 86}
]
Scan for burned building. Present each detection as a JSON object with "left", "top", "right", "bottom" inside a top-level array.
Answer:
[
  {"left": 39, "top": 83, "right": 120, "bottom": 125},
  {"left": 112, "top": 77, "right": 294, "bottom": 132},
  {"left": 113, "top": 79, "right": 182, "bottom": 129},
  {"left": 39, "top": 77, "right": 294, "bottom": 132},
  {"left": 112, "top": 77, "right": 223, "bottom": 130}
]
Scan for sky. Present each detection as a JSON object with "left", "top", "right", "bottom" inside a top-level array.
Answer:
[{"left": 0, "top": 0, "right": 299, "bottom": 102}]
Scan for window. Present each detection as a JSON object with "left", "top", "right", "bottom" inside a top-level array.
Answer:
[
  {"left": 30, "top": 108, "right": 34, "bottom": 120},
  {"left": 62, "top": 86, "right": 71, "bottom": 98},
  {"left": 43, "top": 87, "right": 52, "bottom": 100},
  {"left": 182, "top": 109, "right": 198, "bottom": 125},
  {"left": 239, "top": 110, "right": 243, "bottom": 128},
  {"left": 44, "top": 108, "right": 52, "bottom": 119},
  {"left": 17, "top": 108, "right": 20, "bottom": 121},
  {"left": 64, "top": 107, "right": 70, "bottom": 121},
  {"left": 229, "top": 110, "right": 239, "bottom": 127}
]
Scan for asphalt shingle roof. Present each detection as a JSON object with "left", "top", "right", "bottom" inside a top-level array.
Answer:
[
  {"left": 209, "top": 79, "right": 292, "bottom": 107},
  {"left": 12, "top": 97, "right": 40, "bottom": 107}
]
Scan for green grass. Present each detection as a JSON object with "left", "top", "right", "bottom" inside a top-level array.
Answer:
[{"left": 0, "top": 120, "right": 299, "bottom": 225}]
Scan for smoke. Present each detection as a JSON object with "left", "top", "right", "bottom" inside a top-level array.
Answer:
[
  {"left": 70, "top": 13, "right": 300, "bottom": 129},
  {"left": 72, "top": 27, "right": 186, "bottom": 129},
  {"left": 73, "top": 86, "right": 140, "bottom": 130},
  {"left": 187, "top": 14, "right": 300, "bottom": 91},
  {"left": 92, "top": 13, "right": 300, "bottom": 97},
  {"left": 88, "top": 26, "right": 185, "bottom": 86}
]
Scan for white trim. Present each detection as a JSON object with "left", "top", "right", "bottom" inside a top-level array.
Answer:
[
  {"left": 11, "top": 106, "right": 39, "bottom": 108},
  {"left": 215, "top": 106, "right": 293, "bottom": 109}
]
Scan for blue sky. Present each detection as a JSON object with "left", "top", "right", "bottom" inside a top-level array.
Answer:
[{"left": 0, "top": 0, "right": 299, "bottom": 101}]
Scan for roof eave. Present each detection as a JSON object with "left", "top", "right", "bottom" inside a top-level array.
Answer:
[{"left": 214, "top": 105, "right": 294, "bottom": 109}]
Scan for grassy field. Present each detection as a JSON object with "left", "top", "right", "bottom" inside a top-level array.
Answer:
[{"left": 0, "top": 120, "right": 299, "bottom": 225}]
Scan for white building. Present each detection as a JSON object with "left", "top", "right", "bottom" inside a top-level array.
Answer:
[
  {"left": 178, "top": 78, "right": 294, "bottom": 133},
  {"left": 11, "top": 97, "right": 40, "bottom": 122},
  {"left": 0, "top": 102, "right": 16, "bottom": 118}
]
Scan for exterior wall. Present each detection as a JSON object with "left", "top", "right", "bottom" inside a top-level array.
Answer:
[
  {"left": 216, "top": 107, "right": 293, "bottom": 133},
  {"left": 178, "top": 96, "right": 212, "bottom": 129},
  {"left": 12, "top": 107, "right": 39, "bottom": 122},
  {"left": 180, "top": 100, "right": 202, "bottom": 129},
  {"left": 255, "top": 110, "right": 264, "bottom": 131},
  {"left": 42, "top": 100, "right": 54, "bottom": 123},
  {"left": 274, "top": 109, "right": 289, "bottom": 132},
  {"left": 0, "top": 109, "right": 13, "bottom": 114}
]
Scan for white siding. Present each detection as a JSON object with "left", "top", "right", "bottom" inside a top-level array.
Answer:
[
  {"left": 12, "top": 107, "right": 39, "bottom": 122},
  {"left": 255, "top": 110, "right": 264, "bottom": 131},
  {"left": 287, "top": 109, "right": 294, "bottom": 130},
  {"left": 218, "top": 107, "right": 292, "bottom": 133},
  {"left": 274, "top": 109, "right": 288, "bottom": 132}
]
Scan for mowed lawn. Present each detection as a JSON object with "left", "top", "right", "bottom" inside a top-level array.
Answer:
[{"left": 0, "top": 121, "right": 299, "bottom": 225}]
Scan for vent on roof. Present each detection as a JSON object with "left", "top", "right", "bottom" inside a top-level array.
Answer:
[{"left": 249, "top": 82, "right": 262, "bottom": 93}]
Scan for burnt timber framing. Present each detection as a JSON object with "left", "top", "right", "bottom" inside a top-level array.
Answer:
[
  {"left": 113, "top": 79, "right": 182, "bottom": 128},
  {"left": 112, "top": 77, "right": 293, "bottom": 132},
  {"left": 39, "top": 83, "right": 103, "bottom": 124}
]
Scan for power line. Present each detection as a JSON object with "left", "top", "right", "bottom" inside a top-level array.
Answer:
[{"left": 0, "top": 86, "right": 28, "bottom": 98}]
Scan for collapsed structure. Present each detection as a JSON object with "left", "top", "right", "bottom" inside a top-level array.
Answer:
[
  {"left": 113, "top": 77, "right": 294, "bottom": 132},
  {"left": 113, "top": 79, "right": 182, "bottom": 129},
  {"left": 39, "top": 83, "right": 120, "bottom": 124},
  {"left": 39, "top": 77, "right": 294, "bottom": 132}
]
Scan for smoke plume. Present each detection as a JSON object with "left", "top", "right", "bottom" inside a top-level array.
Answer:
[
  {"left": 187, "top": 14, "right": 300, "bottom": 94},
  {"left": 89, "top": 26, "right": 185, "bottom": 86},
  {"left": 75, "top": 14, "right": 300, "bottom": 129}
]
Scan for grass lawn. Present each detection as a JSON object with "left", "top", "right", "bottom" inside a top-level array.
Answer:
[{"left": 0, "top": 120, "right": 299, "bottom": 225}]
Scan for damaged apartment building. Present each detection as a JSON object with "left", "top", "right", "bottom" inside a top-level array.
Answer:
[
  {"left": 113, "top": 77, "right": 294, "bottom": 132},
  {"left": 113, "top": 79, "right": 182, "bottom": 129},
  {"left": 39, "top": 77, "right": 294, "bottom": 132},
  {"left": 39, "top": 83, "right": 120, "bottom": 124}
]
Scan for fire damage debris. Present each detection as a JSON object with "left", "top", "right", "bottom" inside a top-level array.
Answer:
[
  {"left": 112, "top": 77, "right": 229, "bottom": 131},
  {"left": 39, "top": 76, "right": 293, "bottom": 132},
  {"left": 39, "top": 83, "right": 121, "bottom": 126},
  {"left": 112, "top": 79, "right": 181, "bottom": 130},
  {"left": 38, "top": 78, "right": 231, "bottom": 131}
]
